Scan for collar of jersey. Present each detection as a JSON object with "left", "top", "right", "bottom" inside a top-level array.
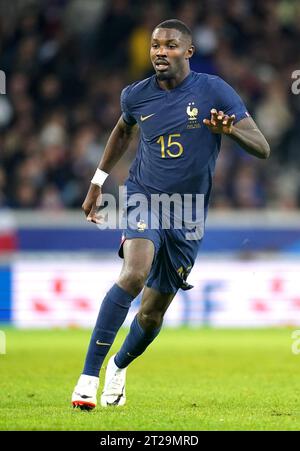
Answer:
[{"left": 152, "top": 71, "right": 194, "bottom": 92}]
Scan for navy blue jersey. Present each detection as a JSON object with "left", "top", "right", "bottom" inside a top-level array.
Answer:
[{"left": 121, "top": 71, "right": 249, "bottom": 206}]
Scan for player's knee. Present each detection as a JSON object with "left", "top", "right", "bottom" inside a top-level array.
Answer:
[
  {"left": 118, "top": 269, "right": 148, "bottom": 297},
  {"left": 138, "top": 310, "right": 163, "bottom": 332}
]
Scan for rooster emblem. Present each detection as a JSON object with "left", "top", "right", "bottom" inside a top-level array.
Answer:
[
  {"left": 186, "top": 102, "right": 198, "bottom": 120},
  {"left": 137, "top": 220, "right": 147, "bottom": 232}
]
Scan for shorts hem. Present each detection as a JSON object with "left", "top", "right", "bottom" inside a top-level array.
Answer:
[
  {"left": 118, "top": 236, "right": 159, "bottom": 259},
  {"left": 144, "top": 282, "right": 178, "bottom": 295}
]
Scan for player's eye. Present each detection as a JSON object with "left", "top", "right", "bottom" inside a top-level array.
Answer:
[
  {"left": 169, "top": 44, "right": 177, "bottom": 48},
  {"left": 151, "top": 44, "right": 159, "bottom": 48}
]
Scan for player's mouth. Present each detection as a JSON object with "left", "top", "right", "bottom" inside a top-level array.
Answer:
[{"left": 155, "top": 60, "right": 169, "bottom": 70}]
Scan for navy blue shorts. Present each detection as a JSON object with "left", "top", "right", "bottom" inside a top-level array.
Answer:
[{"left": 118, "top": 181, "right": 202, "bottom": 294}]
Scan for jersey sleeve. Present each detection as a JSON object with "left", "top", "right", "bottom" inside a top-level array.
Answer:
[
  {"left": 212, "top": 76, "right": 250, "bottom": 123},
  {"left": 120, "top": 86, "right": 137, "bottom": 126}
]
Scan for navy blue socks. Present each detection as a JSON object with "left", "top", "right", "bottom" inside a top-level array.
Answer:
[
  {"left": 83, "top": 283, "right": 134, "bottom": 377},
  {"left": 114, "top": 315, "right": 161, "bottom": 369}
]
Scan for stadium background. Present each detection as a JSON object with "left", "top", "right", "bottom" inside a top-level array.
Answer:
[{"left": 1, "top": 0, "right": 300, "bottom": 329}]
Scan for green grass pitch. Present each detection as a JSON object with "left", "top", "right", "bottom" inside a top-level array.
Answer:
[{"left": 0, "top": 327, "right": 300, "bottom": 431}]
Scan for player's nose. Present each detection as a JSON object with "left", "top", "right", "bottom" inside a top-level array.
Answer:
[{"left": 155, "top": 46, "right": 167, "bottom": 57}]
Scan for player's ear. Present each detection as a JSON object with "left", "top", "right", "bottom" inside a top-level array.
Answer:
[{"left": 185, "top": 45, "right": 195, "bottom": 60}]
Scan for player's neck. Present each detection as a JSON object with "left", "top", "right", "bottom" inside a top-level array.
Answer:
[{"left": 157, "top": 68, "right": 191, "bottom": 91}]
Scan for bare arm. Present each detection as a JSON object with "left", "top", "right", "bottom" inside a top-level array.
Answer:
[
  {"left": 203, "top": 109, "right": 270, "bottom": 159},
  {"left": 82, "top": 116, "right": 138, "bottom": 223},
  {"left": 98, "top": 116, "right": 138, "bottom": 173}
]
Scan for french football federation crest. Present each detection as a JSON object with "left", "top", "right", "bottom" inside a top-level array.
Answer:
[
  {"left": 137, "top": 220, "right": 147, "bottom": 232},
  {"left": 186, "top": 102, "right": 198, "bottom": 121},
  {"left": 186, "top": 102, "right": 200, "bottom": 129}
]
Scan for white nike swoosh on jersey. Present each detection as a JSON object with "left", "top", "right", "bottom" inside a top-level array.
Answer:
[{"left": 140, "top": 114, "right": 155, "bottom": 121}]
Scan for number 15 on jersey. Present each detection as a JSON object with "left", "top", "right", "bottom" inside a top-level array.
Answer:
[{"left": 157, "top": 134, "right": 184, "bottom": 158}]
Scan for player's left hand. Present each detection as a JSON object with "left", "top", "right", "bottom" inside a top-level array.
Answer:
[{"left": 203, "top": 109, "right": 235, "bottom": 135}]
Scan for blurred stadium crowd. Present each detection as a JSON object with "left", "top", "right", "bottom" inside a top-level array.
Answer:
[{"left": 0, "top": 0, "right": 300, "bottom": 210}]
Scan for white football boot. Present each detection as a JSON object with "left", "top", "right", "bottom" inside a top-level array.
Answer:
[
  {"left": 101, "top": 355, "right": 127, "bottom": 407},
  {"left": 71, "top": 374, "right": 99, "bottom": 410}
]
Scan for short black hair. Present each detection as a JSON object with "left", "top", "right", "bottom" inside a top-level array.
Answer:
[{"left": 154, "top": 19, "right": 192, "bottom": 40}]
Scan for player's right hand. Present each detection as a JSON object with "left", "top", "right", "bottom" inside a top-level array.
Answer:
[{"left": 82, "top": 183, "right": 103, "bottom": 224}]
